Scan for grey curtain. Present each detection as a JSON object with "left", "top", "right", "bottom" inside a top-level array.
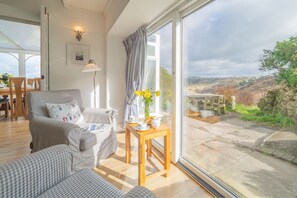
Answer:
[{"left": 123, "top": 26, "right": 147, "bottom": 123}]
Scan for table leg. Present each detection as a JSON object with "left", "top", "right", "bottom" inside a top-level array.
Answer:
[
  {"left": 139, "top": 137, "right": 145, "bottom": 186},
  {"left": 146, "top": 139, "right": 152, "bottom": 157},
  {"left": 164, "top": 130, "right": 171, "bottom": 177},
  {"left": 125, "top": 127, "right": 131, "bottom": 164}
]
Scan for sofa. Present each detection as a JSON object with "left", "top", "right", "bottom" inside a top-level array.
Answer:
[
  {"left": 27, "top": 89, "right": 118, "bottom": 171},
  {"left": 0, "top": 145, "right": 155, "bottom": 198}
]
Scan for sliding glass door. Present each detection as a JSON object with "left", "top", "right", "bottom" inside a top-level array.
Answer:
[
  {"left": 180, "top": 0, "right": 297, "bottom": 197},
  {"left": 141, "top": 0, "right": 297, "bottom": 196}
]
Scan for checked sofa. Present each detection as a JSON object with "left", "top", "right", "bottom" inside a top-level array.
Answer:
[
  {"left": 27, "top": 89, "right": 118, "bottom": 171},
  {"left": 0, "top": 145, "right": 155, "bottom": 198}
]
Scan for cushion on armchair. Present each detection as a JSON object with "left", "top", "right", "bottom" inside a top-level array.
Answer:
[{"left": 46, "top": 100, "right": 84, "bottom": 126}]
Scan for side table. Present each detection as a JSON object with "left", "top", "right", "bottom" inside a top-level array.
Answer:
[{"left": 125, "top": 123, "right": 171, "bottom": 186}]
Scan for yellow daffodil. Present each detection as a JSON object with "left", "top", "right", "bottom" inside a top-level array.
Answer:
[
  {"left": 134, "top": 90, "right": 142, "bottom": 96},
  {"left": 134, "top": 89, "right": 161, "bottom": 119},
  {"left": 144, "top": 89, "right": 151, "bottom": 99},
  {"left": 156, "top": 90, "right": 160, "bottom": 97}
]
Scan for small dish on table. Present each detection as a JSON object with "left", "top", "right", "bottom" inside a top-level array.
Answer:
[
  {"left": 134, "top": 125, "right": 150, "bottom": 131},
  {"left": 127, "top": 120, "right": 138, "bottom": 124}
]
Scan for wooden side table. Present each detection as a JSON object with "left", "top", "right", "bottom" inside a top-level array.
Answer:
[{"left": 125, "top": 123, "right": 171, "bottom": 186}]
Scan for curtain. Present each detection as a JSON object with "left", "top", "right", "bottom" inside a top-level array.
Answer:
[{"left": 123, "top": 26, "right": 147, "bottom": 123}]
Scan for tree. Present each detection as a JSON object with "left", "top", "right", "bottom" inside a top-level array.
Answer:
[
  {"left": 160, "top": 67, "right": 173, "bottom": 111},
  {"left": 260, "top": 36, "right": 297, "bottom": 88}
]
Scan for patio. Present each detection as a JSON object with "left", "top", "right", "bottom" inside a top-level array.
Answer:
[{"left": 182, "top": 114, "right": 297, "bottom": 197}]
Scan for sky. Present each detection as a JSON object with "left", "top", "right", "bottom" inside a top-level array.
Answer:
[{"left": 157, "top": 0, "right": 297, "bottom": 78}]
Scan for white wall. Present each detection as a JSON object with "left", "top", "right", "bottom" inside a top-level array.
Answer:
[
  {"left": 45, "top": 1, "right": 106, "bottom": 108},
  {"left": 0, "top": 3, "right": 39, "bottom": 23},
  {"left": 106, "top": 35, "right": 126, "bottom": 129}
]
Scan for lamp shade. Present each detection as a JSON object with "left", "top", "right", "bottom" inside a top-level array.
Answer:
[{"left": 83, "top": 59, "right": 101, "bottom": 72}]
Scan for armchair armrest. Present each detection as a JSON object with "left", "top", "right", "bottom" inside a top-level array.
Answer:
[
  {"left": 124, "top": 186, "right": 155, "bottom": 198},
  {"left": 82, "top": 108, "right": 118, "bottom": 129},
  {"left": 30, "top": 117, "right": 81, "bottom": 152}
]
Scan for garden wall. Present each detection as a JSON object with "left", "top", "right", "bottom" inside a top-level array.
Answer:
[{"left": 258, "top": 82, "right": 297, "bottom": 125}]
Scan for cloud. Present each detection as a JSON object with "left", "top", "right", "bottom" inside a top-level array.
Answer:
[{"left": 157, "top": 0, "right": 297, "bottom": 77}]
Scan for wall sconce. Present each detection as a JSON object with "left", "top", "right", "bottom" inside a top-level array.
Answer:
[{"left": 74, "top": 26, "right": 84, "bottom": 41}]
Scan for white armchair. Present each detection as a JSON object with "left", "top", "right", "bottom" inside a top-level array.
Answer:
[{"left": 27, "top": 89, "right": 118, "bottom": 171}]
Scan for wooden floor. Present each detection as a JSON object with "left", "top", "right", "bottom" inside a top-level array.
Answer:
[{"left": 0, "top": 119, "right": 212, "bottom": 198}]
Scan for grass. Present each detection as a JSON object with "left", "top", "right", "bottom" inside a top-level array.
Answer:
[{"left": 231, "top": 104, "right": 294, "bottom": 128}]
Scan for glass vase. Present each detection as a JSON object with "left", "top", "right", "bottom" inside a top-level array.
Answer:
[{"left": 144, "top": 102, "right": 150, "bottom": 119}]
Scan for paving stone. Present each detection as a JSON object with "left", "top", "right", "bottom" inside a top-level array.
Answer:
[
  {"left": 293, "top": 157, "right": 297, "bottom": 164},
  {"left": 214, "top": 151, "right": 297, "bottom": 198},
  {"left": 204, "top": 140, "right": 252, "bottom": 161},
  {"left": 183, "top": 144, "right": 236, "bottom": 174},
  {"left": 271, "top": 149, "right": 286, "bottom": 158},
  {"left": 282, "top": 153, "right": 296, "bottom": 162}
]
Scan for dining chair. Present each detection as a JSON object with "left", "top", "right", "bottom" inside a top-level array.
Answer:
[
  {"left": 27, "top": 78, "right": 35, "bottom": 88},
  {"left": 0, "top": 97, "right": 9, "bottom": 118},
  {"left": 34, "top": 78, "right": 41, "bottom": 91},
  {"left": 9, "top": 77, "right": 27, "bottom": 121}
]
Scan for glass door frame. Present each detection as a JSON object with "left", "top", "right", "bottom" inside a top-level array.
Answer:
[{"left": 146, "top": 0, "right": 238, "bottom": 197}]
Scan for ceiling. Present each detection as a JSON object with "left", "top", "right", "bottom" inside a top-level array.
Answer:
[
  {"left": 109, "top": 0, "right": 180, "bottom": 37},
  {"left": 0, "top": 19, "right": 40, "bottom": 51},
  {"left": 0, "top": 0, "right": 109, "bottom": 13},
  {"left": 66, "top": 0, "right": 108, "bottom": 13}
]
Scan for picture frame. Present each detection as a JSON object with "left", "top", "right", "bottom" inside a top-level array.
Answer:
[{"left": 66, "top": 43, "right": 90, "bottom": 65}]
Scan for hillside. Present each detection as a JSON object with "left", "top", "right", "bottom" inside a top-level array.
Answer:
[{"left": 186, "top": 75, "right": 276, "bottom": 105}]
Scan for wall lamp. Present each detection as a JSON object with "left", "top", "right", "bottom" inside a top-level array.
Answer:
[{"left": 74, "top": 26, "right": 84, "bottom": 41}]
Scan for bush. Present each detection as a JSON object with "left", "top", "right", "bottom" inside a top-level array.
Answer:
[{"left": 260, "top": 36, "right": 297, "bottom": 88}]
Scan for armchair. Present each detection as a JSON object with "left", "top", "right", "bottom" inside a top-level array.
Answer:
[{"left": 27, "top": 89, "right": 118, "bottom": 171}]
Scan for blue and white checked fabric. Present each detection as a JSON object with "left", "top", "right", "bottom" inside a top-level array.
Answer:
[
  {"left": 0, "top": 145, "right": 72, "bottom": 198},
  {"left": 124, "top": 186, "right": 156, "bottom": 198},
  {"left": 38, "top": 168, "right": 124, "bottom": 198}
]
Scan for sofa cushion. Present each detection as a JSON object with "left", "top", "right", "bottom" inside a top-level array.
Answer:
[
  {"left": 80, "top": 123, "right": 113, "bottom": 151},
  {"left": 46, "top": 100, "right": 84, "bottom": 126},
  {"left": 38, "top": 169, "right": 124, "bottom": 198}
]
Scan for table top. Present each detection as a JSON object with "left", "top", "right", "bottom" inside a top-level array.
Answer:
[{"left": 126, "top": 123, "right": 170, "bottom": 139}]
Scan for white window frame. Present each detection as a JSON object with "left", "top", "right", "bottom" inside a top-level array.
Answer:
[{"left": 0, "top": 48, "right": 40, "bottom": 77}]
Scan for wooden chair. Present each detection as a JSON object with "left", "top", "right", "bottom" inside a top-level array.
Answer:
[
  {"left": 0, "top": 97, "right": 9, "bottom": 118},
  {"left": 27, "top": 78, "right": 35, "bottom": 88},
  {"left": 9, "top": 77, "right": 27, "bottom": 121},
  {"left": 34, "top": 78, "right": 41, "bottom": 91}
]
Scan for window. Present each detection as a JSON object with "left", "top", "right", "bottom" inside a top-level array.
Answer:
[
  {"left": 0, "top": 52, "right": 19, "bottom": 76},
  {"left": 25, "top": 54, "right": 41, "bottom": 78},
  {"left": 0, "top": 19, "right": 40, "bottom": 78},
  {"left": 144, "top": 22, "right": 173, "bottom": 147}
]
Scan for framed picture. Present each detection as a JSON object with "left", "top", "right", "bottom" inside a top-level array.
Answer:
[{"left": 66, "top": 43, "right": 90, "bottom": 65}]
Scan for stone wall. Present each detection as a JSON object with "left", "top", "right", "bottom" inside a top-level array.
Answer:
[{"left": 258, "top": 82, "right": 297, "bottom": 124}]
